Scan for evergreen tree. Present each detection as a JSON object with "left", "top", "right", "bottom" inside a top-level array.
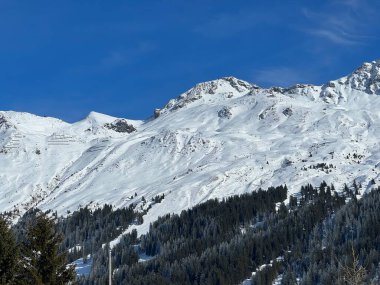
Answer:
[
  {"left": 281, "top": 269, "right": 297, "bottom": 285},
  {"left": 0, "top": 217, "right": 18, "bottom": 285},
  {"left": 19, "top": 213, "right": 76, "bottom": 285}
]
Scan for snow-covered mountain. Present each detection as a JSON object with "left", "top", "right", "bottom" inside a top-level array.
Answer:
[{"left": 1, "top": 60, "right": 380, "bottom": 235}]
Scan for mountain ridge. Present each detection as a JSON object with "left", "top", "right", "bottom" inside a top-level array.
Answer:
[
  {"left": 2, "top": 59, "right": 379, "bottom": 126},
  {"left": 1, "top": 60, "right": 380, "bottom": 236}
]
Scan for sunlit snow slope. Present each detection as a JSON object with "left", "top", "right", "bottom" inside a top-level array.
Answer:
[{"left": 1, "top": 60, "right": 380, "bottom": 234}]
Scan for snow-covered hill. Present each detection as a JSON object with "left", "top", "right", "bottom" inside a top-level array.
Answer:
[{"left": 1, "top": 60, "right": 380, "bottom": 235}]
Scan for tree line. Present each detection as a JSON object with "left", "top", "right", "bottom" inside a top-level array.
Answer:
[
  {"left": 79, "top": 182, "right": 378, "bottom": 285},
  {"left": 3, "top": 181, "right": 380, "bottom": 284}
]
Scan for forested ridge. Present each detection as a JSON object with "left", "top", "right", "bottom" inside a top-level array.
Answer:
[
  {"left": 2, "top": 182, "right": 380, "bottom": 284},
  {"left": 78, "top": 183, "right": 380, "bottom": 285}
]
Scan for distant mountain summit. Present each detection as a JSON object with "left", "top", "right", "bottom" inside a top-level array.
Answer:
[
  {"left": 1, "top": 60, "right": 380, "bottom": 236},
  {"left": 157, "top": 77, "right": 253, "bottom": 115},
  {"left": 344, "top": 60, "right": 380, "bottom": 94}
]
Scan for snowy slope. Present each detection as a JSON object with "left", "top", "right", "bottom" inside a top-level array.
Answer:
[{"left": 1, "top": 60, "right": 380, "bottom": 235}]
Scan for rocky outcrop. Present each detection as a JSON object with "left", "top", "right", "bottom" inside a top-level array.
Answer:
[
  {"left": 104, "top": 119, "right": 136, "bottom": 133},
  {"left": 218, "top": 107, "right": 232, "bottom": 119}
]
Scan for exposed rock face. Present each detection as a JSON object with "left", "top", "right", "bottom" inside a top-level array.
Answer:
[
  {"left": 162, "top": 77, "right": 253, "bottom": 113},
  {"left": 218, "top": 106, "right": 232, "bottom": 119},
  {"left": 282, "top": 158, "right": 293, "bottom": 167},
  {"left": 154, "top": 109, "right": 161, "bottom": 119},
  {"left": 222, "top": 77, "right": 254, "bottom": 92},
  {"left": 345, "top": 61, "right": 380, "bottom": 95},
  {"left": 104, "top": 119, "right": 136, "bottom": 133},
  {"left": 282, "top": 107, "right": 293, "bottom": 117},
  {"left": 0, "top": 115, "right": 7, "bottom": 127},
  {"left": 0, "top": 115, "right": 13, "bottom": 130}
]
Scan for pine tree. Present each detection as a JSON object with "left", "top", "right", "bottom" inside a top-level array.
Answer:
[
  {"left": 281, "top": 269, "right": 297, "bottom": 285},
  {"left": 0, "top": 216, "right": 18, "bottom": 285},
  {"left": 19, "top": 213, "right": 76, "bottom": 285}
]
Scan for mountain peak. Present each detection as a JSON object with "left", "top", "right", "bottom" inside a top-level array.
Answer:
[
  {"left": 0, "top": 111, "right": 68, "bottom": 134},
  {"left": 73, "top": 111, "right": 120, "bottom": 134},
  {"left": 158, "top": 77, "right": 256, "bottom": 114},
  {"left": 220, "top": 76, "right": 260, "bottom": 91},
  {"left": 85, "top": 111, "right": 114, "bottom": 122},
  {"left": 344, "top": 59, "right": 380, "bottom": 95}
]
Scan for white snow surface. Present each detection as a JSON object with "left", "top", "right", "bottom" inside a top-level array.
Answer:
[
  {"left": 73, "top": 255, "right": 92, "bottom": 276},
  {"left": 1, "top": 60, "right": 380, "bottom": 236}
]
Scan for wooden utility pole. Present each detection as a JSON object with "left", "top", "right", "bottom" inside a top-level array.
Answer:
[
  {"left": 109, "top": 248, "right": 112, "bottom": 285},
  {"left": 82, "top": 242, "right": 86, "bottom": 264}
]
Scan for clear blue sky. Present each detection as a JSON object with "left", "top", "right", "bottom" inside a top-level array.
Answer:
[{"left": 1, "top": 0, "right": 379, "bottom": 122}]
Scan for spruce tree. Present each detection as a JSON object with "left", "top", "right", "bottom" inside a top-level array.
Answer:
[
  {"left": 281, "top": 269, "right": 297, "bottom": 285},
  {"left": 0, "top": 217, "right": 18, "bottom": 285},
  {"left": 20, "top": 213, "right": 76, "bottom": 285}
]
